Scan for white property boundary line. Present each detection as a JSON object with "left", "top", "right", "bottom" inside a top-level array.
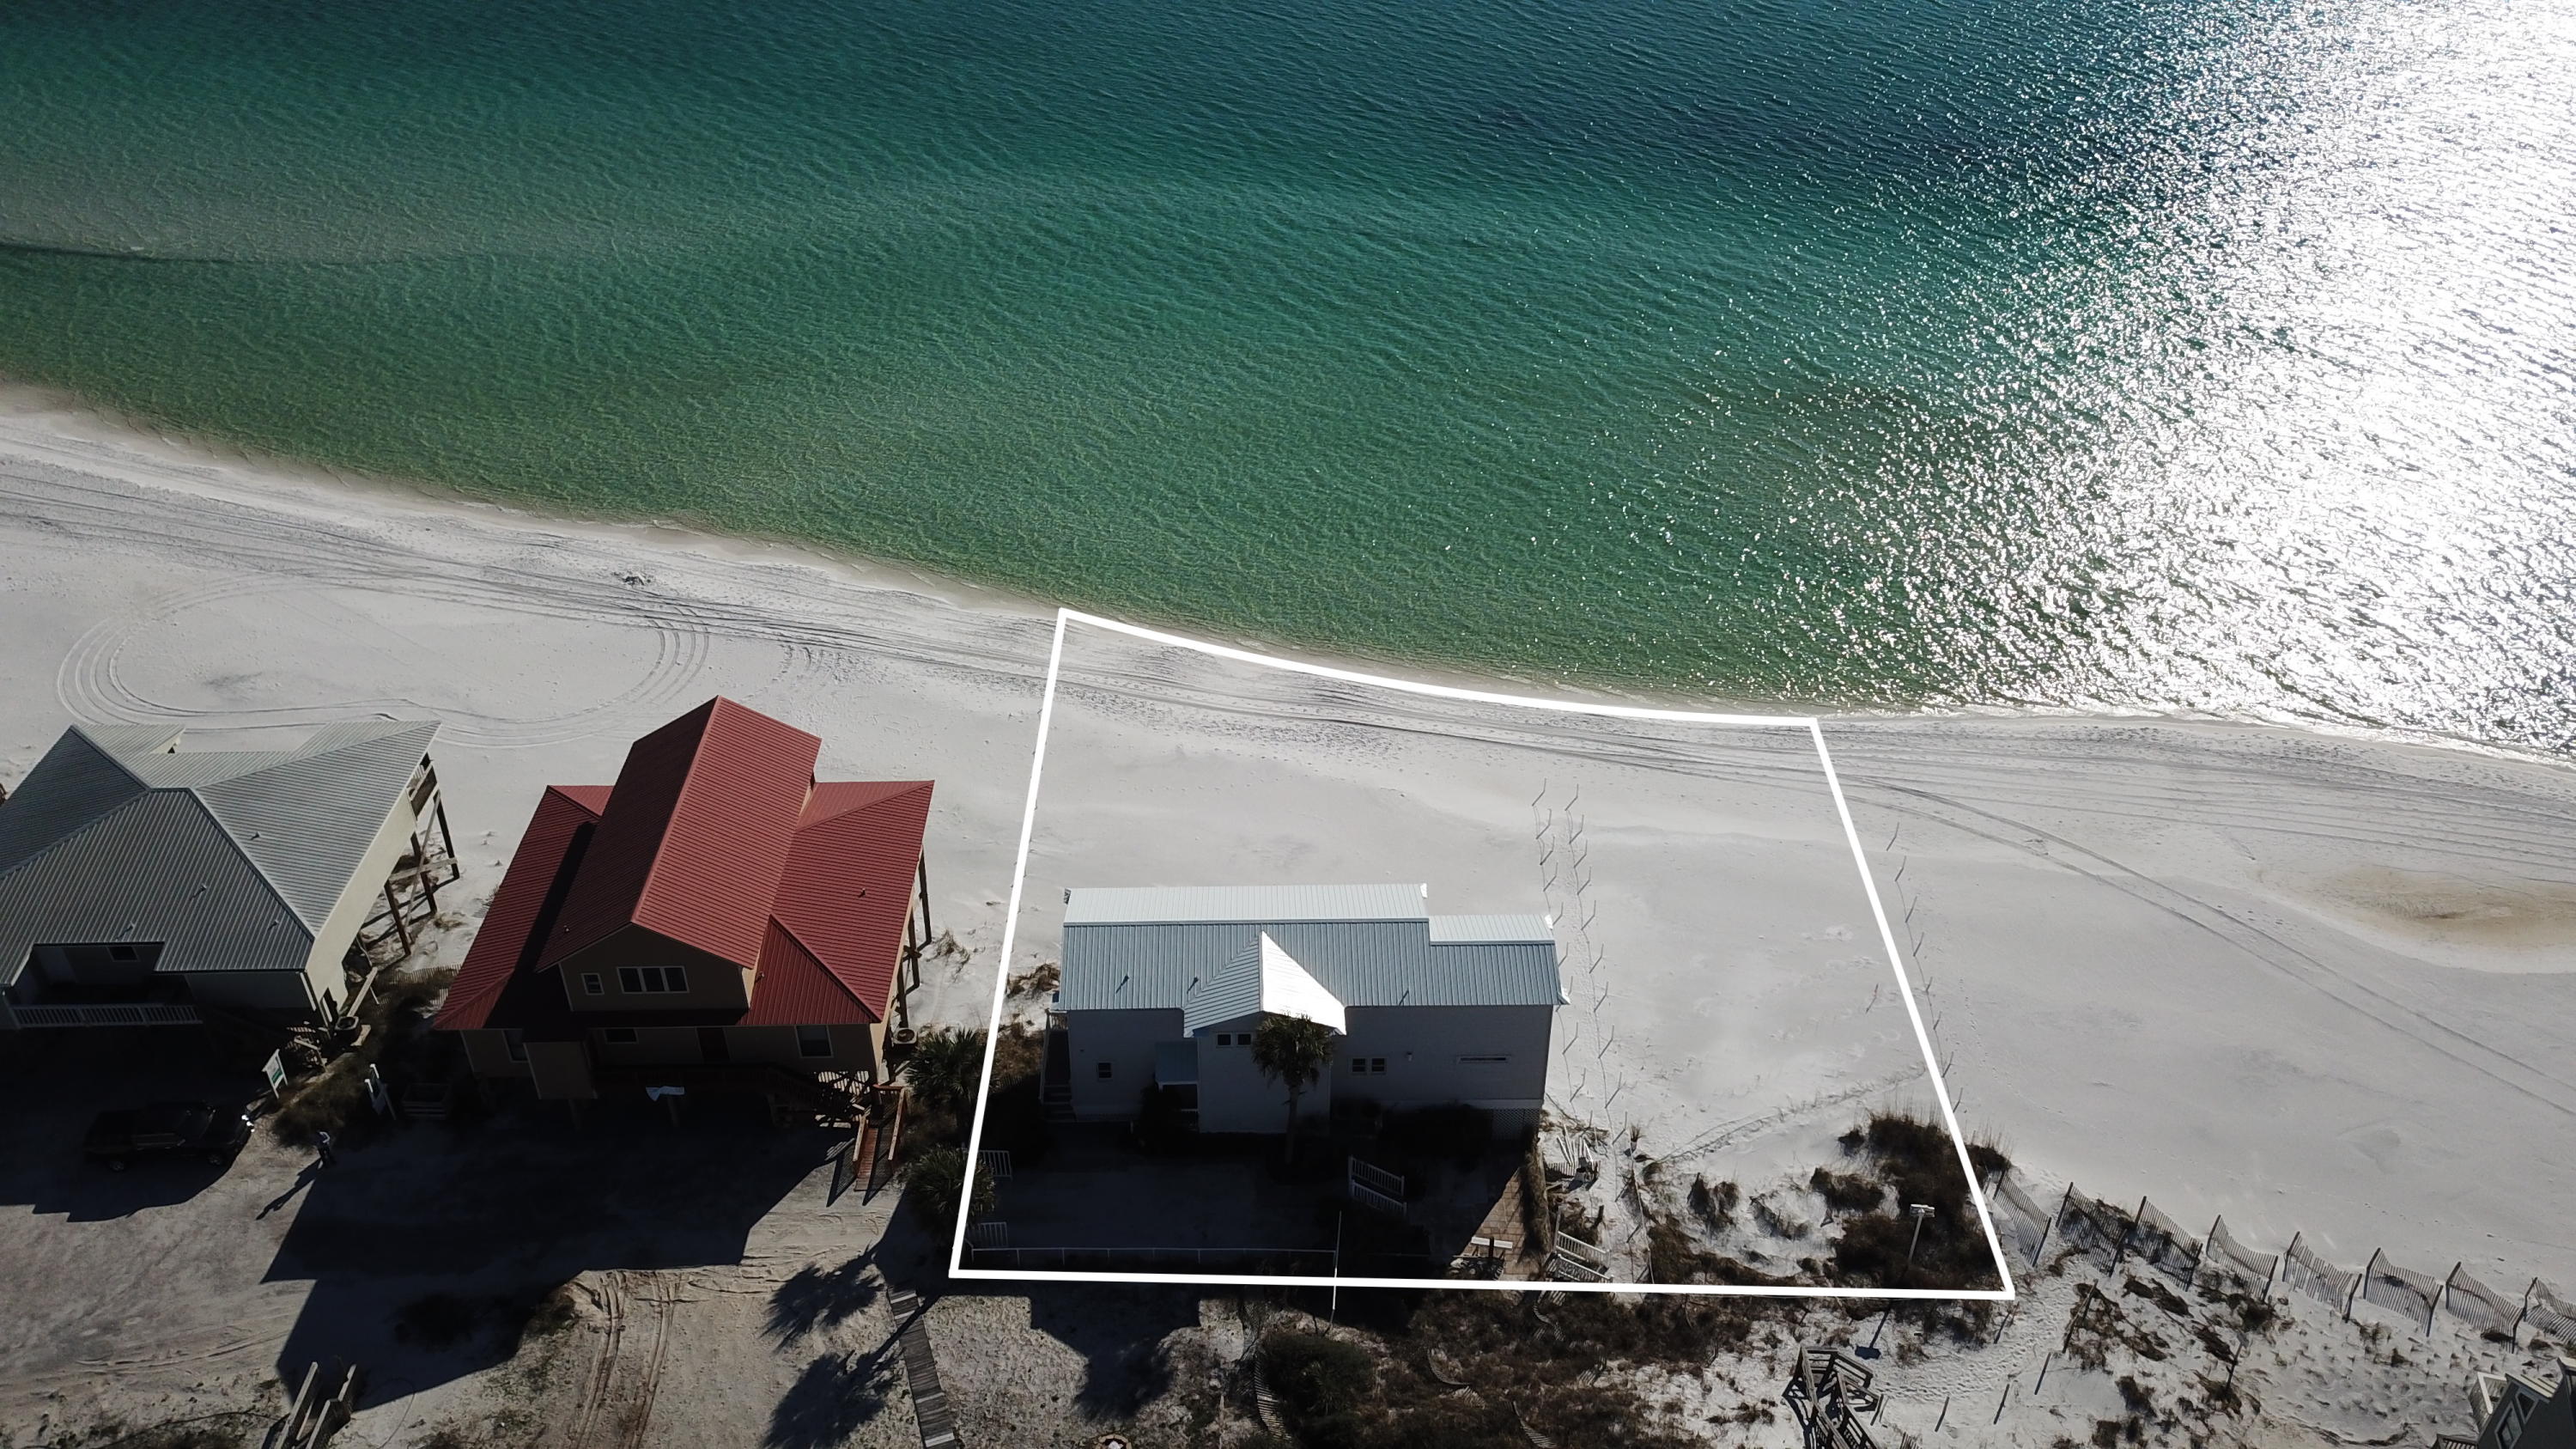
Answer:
[{"left": 951, "top": 607, "right": 2015, "bottom": 1302}]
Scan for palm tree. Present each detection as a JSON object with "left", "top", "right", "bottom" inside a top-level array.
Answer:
[
  {"left": 900, "top": 1144, "right": 998, "bottom": 1230},
  {"left": 1250, "top": 1014, "right": 1338, "bottom": 1162},
  {"left": 902, "top": 1025, "right": 987, "bottom": 1115}
]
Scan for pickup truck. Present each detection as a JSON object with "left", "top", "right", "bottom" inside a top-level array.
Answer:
[{"left": 82, "top": 1100, "right": 253, "bottom": 1171}]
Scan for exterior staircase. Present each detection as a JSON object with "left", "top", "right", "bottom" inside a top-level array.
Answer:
[{"left": 1040, "top": 1026, "right": 1074, "bottom": 1121}]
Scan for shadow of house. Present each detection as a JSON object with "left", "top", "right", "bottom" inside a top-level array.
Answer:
[
  {"left": 264, "top": 1091, "right": 835, "bottom": 1404},
  {"left": 0, "top": 1027, "right": 264, "bottom": 1221}
]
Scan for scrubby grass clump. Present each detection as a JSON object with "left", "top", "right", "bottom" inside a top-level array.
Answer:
[
  {"left": 1820, "top": 1111, "right": 2010, "bottom": 1293},
  {"left": 1389, "top": 1291, "right": 1778, "bottom": 1448}
]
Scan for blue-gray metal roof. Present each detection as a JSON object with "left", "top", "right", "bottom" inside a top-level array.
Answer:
[
  {"left": 1060, "top": 885, "right": 1561, "bottom": 1015},
  {"left": 1065, "top": 883, "right": 1427, "bottom": 925},
  {"left": 0, "top": 721, "right": 435, "bottom": 984},
  {"left": 1429, "top": 914, "right": 1555, "bottom": 944}
]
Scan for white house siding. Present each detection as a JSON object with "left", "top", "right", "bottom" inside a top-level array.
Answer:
[
  {"left": 1194, "top": 1016, "right": 1336, "bottom": 1134},
  {"left": 1335, "top": 1004, "right": 1552, "bottom": 1129},
  {"left": 1064, "top": 1002, "right": 1552, "bottom": 1133},
  {"left": 295, "top": 782, "right": 422, "bottom": 1008},
  {"left": 1067, "top": 1007, "right": 1179, "bottom": 1120}
]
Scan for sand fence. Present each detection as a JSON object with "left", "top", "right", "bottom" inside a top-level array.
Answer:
[{"left": 1984, "top": 1169, "right": 2573, "bottom": 1343}]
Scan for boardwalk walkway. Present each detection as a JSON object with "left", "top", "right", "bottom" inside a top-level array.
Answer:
[{"left": 885, "top": 1289, "right": 957, "bottom": 1449}]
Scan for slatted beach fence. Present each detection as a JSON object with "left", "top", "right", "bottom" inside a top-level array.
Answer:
[
  {"left": 2521, "top": 1280, "right": 2576, "bottom": 1343},
  {"left": 2056, "top": 1187, "right": 2136, "bottom": 1264},
  {"left": 1986, "top": 1173, "right": 2056, "bottom": 1268},
  {"left": 886, "top": 1289, "right": 957, "bottom": 1449},
  {"left": 2129, "top": 1199, "right": 2202, "bottom": 1284},
  {"left": 2280, "top": 1234, "right": 2362, "bottom": 1315},
  {"left": 2357, "top": 1250, "right": 2444, "bottom": 1331},
  {"left": 1348, "top": 1157, "right": 1406, "bottom": 1220},
  {"left": 2199, "top": 1217, "right": 2279, "bottom": 1294},
  {"left": 2440, "top": 1265, "right": 2522, "bottom": 1336}
]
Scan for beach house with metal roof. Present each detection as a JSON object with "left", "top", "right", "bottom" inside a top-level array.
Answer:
[
  {"left": 0, "top": 720, "right": 448, "bottom": 1029},
  {"left": 1057, "top": 883, "right": 1562, "bottom": 1134},
  {"left": 435, "top": 698, "right": 933, "bottom": 1109}
]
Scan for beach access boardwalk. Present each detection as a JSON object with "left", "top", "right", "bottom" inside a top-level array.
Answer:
[{"left": 886, "top": 1288, "right": 958, "bottom": 1449}]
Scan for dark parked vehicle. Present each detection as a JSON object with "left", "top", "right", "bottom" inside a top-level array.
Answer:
[{"left": 82, "top": 1100, "right": 253, "bottom": 1171}]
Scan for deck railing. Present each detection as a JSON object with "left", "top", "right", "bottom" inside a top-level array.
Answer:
[{"left": 6, "top": 1002, "right": 201, "bottom": 1028}]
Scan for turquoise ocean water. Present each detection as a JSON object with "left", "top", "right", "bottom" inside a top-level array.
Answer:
[{"left": 2, "top": 0, "right": 2571, "bottom": 749}]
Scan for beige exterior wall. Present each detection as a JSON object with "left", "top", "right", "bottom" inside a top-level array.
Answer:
[
  {"left": 464, "top": 1021, "right": 881, "bottom": 1081},
  {"left": 297, "top": 770, "right": 427, "bottom": 1011},
  {"left": 585, "top": 1021, "right": 878, "bottom": 1076},
  {"left": 462, "top": 1028, "right": 532, "bottom": 1079},
  {"left": 526, "top": 1040, "right": 597, "bottom": 1100},
  {"left": 553, "top": 928, "right": 752, "bottom": 1013}
]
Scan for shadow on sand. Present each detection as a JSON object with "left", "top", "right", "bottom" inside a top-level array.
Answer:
[
  {"left": 766, "top": 1248, "right": 882, "bottom": 1347},
  {"left": 763, "top": 1339, "right": 898, "bottom": 1449},
  {"left": 264, "top": 1090, "right": 836, "bottom": 1405},
  {"left": 0, "top": 1028, "right": 264, "bottom": 1222}
]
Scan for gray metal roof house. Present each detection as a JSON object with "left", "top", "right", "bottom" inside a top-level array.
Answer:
[
  {"left": 1056, "top": 883, "right": 1563, "bottom": 1135},
  {"left": 0, "top": 721, "right": 450, "bottom": 1030}
]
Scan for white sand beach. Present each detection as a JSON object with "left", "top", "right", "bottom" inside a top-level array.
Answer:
[{"left": 3, "top": 382, "right": 2573, "bottom": 1307}]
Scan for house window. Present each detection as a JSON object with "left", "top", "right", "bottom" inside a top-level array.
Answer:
[
  {"left": 1352, "top": 1056, "right": 1386, "bottom": 1075},
  {"left": 1457, "top": 1055, "right": 1510, "bottom": 1065},
  {"left": 502, "top": 1029, "right": 526, "bottom": 1063},
  {"left": 604, "top": 1028, "right": 637, "bottom": 1044},
  {"left": 1215, "top": 1032, "right": 1236, "bottom": 1046},
  {"left": 108, "top": 944, "right": 138, "bottom": 963},
  {"left": 582, "top": 973, "right": 604, "bottom": 995},
  {"left": 617, "top": 965, "right": 689, "bottom": 994},
  {"left": 798, "top": 1025, "right": 832, "bottom": 1058},
  {"left": 1096, "top": 1061, "right": 1114, "bottom": 1079}
]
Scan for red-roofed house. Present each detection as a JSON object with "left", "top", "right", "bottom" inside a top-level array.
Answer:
[{"left": 434, "top": 698, "right": 933, "bottom": 1107}]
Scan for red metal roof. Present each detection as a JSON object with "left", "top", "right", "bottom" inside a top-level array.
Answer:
[
  {"left": 540, "top": 698, "right": 820, "bottom": 974},
  {"left": 434, "top": 786, "right": 610, "bottom": 1032},
  {"left": 772, "top": 781, "right": 935, "bottom": 1020},
  {"left": 435, "top": 699, "right": 931, "bottom": 1035}
]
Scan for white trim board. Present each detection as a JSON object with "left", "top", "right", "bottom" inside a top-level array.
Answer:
[{"left": 952, "top": 606, "right": 2014, "bottom": 1302}]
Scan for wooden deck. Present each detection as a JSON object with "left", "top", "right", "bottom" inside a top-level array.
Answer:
[{"left": 886, "top": 1289, "right": 957, "bottom": 1449}]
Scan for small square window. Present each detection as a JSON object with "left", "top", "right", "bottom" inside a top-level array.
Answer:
[
  {"left": 618, "top": 967, "right": 643, "bottom": 994},
  {"left": 1352, "top": 1056, "right": 1367, "bottom": 1075},
  {"left": 108, "top": 944, "right": 138, "bottom": 964},
  {"left": 1096, "top": 1061, "right": 1114, "bottom": 1079},
  {"left": 604, "top": 1027, "right": 637, "bottom": 1044},
  {"left": 1369, "top": 1057, "right": 1388, "bottom": 1075},
  {"left": 798, "top": 1025, "right": 832, "bottom": 1058},
  {"left": 663, "top": 965, "right": 689, "bottom": 994},
  {"left": 1215, "top": 1032, "right": 1232, "bottom": 1046},
  {"left": 582, "top": 973, "right": 604, "bottom": 995}
]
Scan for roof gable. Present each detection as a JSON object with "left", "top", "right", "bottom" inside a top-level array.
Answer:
[
  {"left": 1183, "top": 932, "right": 1346, "bottom": 1036},
  {"left": 436, "top": 786, "right": 605, "bottom": 1030},
  {"left": 0, "top": 790, "right": 313, "bottom": 983},
  {"left": 542, "top": 699, "right": 820, "bottom": 973},
  {"left": 769, "top": 781, "right": 933, "bottom": 1020},
  {"left": 0, "top": 728, "right": 149, "bottom": 879},
  {"left": 192, "top": 723, "right": 436, "bottom": 928},
  {"left": 0, "top": 720, "right": 433, "bottom": 983}
]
